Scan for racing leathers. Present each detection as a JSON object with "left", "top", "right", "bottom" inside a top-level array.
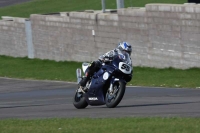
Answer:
[{"left": 79, "top": 48, "right": 132, "bottom": 89}]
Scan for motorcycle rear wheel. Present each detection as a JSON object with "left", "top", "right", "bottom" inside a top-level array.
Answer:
[
  {"left": 105, "top": 81, "right": 126, "bottom": 108},
  {"left": 73, "top": 91, "right": 88, "bottom": 109}
]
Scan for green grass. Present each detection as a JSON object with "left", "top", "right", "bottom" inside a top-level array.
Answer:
[
  {"left": 0, "top": 118, "right": 200, "bottom": 133},
  {"left": 0, "top": 55, "right": 80, "bottom": 82},
  {"left": 0, "top": 0, "right": 186, "bottom": 18},
  {"left": 0, "top": 55, "right": 200, "bottom": 89},
  {"left": 132, "top": 67, "right": 200, "bottom": 88}
]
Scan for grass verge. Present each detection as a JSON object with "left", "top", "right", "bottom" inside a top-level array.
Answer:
[
  {"left": 0, "top": 118, "right": 200, "bottom": 133},
  {"left": 0, "top": 55, "right": 200, "bottom": 89},
  {"left": 0, "top": 55, "right": 80, "bottom": 82},
  {"left": 0, "top": 0, "right": 186, "bottom": 18}
]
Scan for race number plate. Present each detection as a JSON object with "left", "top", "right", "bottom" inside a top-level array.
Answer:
[{"left": 119, "top": 62, "right": 132, "bottom": 74}]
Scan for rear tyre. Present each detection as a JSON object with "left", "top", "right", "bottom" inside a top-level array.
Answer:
[
  {"left": 105, "top": 81, "right": 126, "bottom": 108},
  {"left": 73, "top": 91, "right": 88, "bottom": 109}
]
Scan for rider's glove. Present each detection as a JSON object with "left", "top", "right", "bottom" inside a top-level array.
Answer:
[
  {"left": 104, "top": 56, "right": 114, "bottom": 62},
  {"left": 104, "top": 56, "right": 110, "bottom": 62}
]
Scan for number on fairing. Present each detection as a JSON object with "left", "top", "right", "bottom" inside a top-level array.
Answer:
[
  {"left": 119, "top": 62, "right": 131, "bottom": 74},
  {"left": 121, "top": 64, "right": 130, "bottom": 71}
]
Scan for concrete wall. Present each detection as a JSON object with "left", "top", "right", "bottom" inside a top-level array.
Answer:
[
  {"left": 117, "top": 4, "right": 200, "bottom": 68},
  {"left": 1, "top": 3, "right": 200, "bottom": 69},
  {"left": 30, "top": 12, "right": 121, "bottom": 62},
  {"left": 144, "top": 4, "right": 200, "bottom": 68},
  {"left": 0, "top": 17, "right": 27, "bottom": 57}
]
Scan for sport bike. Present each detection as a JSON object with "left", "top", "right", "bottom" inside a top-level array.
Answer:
[{"left": 73, "top": 52, "right": 132, "bottom": 109}]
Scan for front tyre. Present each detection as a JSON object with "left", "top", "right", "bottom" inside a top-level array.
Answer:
[
  {"left": 105, "top": 81, "right": 126, "bottom": 108},
  {"left": 73, "top": 91, "right": 88, "bottom": 109}
]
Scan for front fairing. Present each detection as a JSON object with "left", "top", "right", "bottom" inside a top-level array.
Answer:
[
  {"left": 117, "top": 51, "right": 132, "bottom": 66},
  {"left": 111, "top": 54, "right": 132, "bottom": 75},
  {"left": 85, "top": 67, "right": 114, "bottom": 105},
  {"left": 84, "top": 53, "right": 132, "bottom": 106}
]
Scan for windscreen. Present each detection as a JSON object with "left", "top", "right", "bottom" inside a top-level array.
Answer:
[{"left": 117, "top": 51, "right": 132, "bottom": 66}]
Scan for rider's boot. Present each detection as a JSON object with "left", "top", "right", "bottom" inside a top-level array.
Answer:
[
  {"left": 78, "top": 61, "right": 97, "bottom": 92},
  {"left": 79, "top": 76, "right": 89, "bottom": 92}
]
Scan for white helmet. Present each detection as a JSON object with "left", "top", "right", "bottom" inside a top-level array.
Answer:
[{"left": 118, "top": 42, "right": 132, "bottom": 56}]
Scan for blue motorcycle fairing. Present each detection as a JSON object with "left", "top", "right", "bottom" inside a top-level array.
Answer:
[
  {"left": 84, "top": 55, "right": 131, "bottom": 106},
  {"left": 112, "top": 75, "right": 127, "bottom": 84},
  {"left": 85, "top": 65, "right": 115, "bottom": 106}
]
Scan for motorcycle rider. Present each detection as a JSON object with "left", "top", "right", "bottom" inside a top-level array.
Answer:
[{"left": 79, "top": 42, "right": 132, "bottom": 92}]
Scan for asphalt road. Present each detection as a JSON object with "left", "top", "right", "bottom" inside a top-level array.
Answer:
[
  {"left": 0, "top": 0, "right": 32, "bottom": 7},
  {"left": 0, "top": 78, "right": 200, "bottom": 119}
]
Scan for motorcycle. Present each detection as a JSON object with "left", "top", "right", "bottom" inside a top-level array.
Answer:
[{"left": 73, "top": 52, "right": 133, "bottom": 109}]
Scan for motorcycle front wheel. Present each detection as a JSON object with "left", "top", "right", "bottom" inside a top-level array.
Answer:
[
  {"left": 73, "top": 91, "right": 88, "bottom": 109},
  {"left": 105, "top": 81, "right": 126, "bottom": 108}
]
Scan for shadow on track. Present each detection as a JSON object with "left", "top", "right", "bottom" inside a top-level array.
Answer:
[
  {"left": 116, "top": 101, "right": 200, "bottom": 108},
  {"left": 0, "top": 103, "right": 61, "bottom": 109}
]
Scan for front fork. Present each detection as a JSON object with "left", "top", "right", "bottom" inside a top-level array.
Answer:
[
  {"left": 108, "top": 77, "right": 127, "bottom": 93},
  {"left": 108, "top": 77, "right": 120, "bottom": 93}
]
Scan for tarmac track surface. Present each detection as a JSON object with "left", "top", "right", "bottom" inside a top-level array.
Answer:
[
  {"left": 0, "top": 78, "right": 200, "bottom": 119},
  {"left": 0, "top": 0, "right": 32, "bottom": 7}
]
